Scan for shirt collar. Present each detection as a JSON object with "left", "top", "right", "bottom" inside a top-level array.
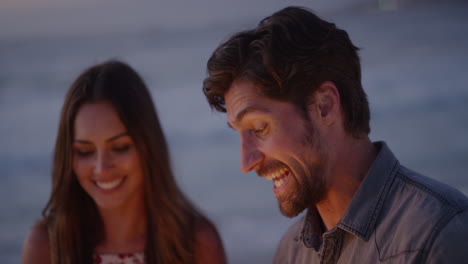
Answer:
[
  {"left": 301, "top": 141, "right": 400, "bottom": 247},
  {"left": 337, "top": 141, "right": 399, "bottom": 240},
  {"left": 301, "top": 207, "right": 325, "bottom": 250}
]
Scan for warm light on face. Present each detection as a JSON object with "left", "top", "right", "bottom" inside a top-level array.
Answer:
[
  {"left": 73, "top": 101, "right": 145, "bottom": 211},
  {"left": 225, "top": 80, "right": 330, "bottom": 217}
]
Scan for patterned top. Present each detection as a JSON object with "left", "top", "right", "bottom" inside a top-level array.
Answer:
[{"left": 93, "top": 252, "right": 144, "bottom": 264}]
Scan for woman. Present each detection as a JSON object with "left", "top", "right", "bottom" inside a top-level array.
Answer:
[{"left": 22, "top": 60, "right": 226, "bottom": 264}]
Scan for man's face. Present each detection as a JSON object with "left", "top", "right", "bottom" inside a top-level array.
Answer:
[{"left": 225, "top": 80, "right": 331, "bottom": 217}]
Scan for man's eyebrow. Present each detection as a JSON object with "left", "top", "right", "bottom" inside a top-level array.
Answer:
[
  {"left": 227, "top": 106, "right": 271, "bottom": 128},
  {"left": 74, "top": 132, "right": 129, "bottom": 144}
]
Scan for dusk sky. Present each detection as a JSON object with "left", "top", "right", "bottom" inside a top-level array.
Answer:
[{"left": 0, "top": 0, "right": 374, "bottom": 37}]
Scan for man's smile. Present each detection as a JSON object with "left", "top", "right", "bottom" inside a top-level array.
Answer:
[{"left": 262, "top": 168, "right": 291, "bottom": 190}]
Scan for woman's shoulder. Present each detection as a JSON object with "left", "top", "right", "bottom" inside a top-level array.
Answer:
[
  {"left": 22, "top": 221, "right": 51, "bottom": 264},
  {"left": 193, "top": 218, "right": 226, "bottom": 264}
]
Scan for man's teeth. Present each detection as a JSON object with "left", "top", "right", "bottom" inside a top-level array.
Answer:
[
  {"left": 266, "top": 169, "right": 288, "bottom": 181},
  {"left": 96, "top": 178, "right": 123, "bottom": 190},
  {"left": 274, "top": 178, "right": 286, "bottom": 188}
]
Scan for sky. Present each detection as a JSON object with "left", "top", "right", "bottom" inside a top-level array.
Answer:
[{"left": 0, "top": 0, "right": 375, "bottom": 37}]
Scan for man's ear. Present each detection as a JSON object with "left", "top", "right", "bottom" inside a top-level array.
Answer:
[{"left": 313, "top": 81, "right": 341, "bottom": 126}]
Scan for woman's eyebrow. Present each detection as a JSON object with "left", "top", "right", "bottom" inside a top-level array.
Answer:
[{"left": 73, "top": 132, "right": 129, "bottom": 144}]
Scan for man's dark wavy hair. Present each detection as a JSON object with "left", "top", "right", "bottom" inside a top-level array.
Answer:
[{"left": 203, "top": 6, "right": 370, "bottom": 137}]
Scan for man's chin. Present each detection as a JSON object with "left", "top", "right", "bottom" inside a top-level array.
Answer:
[{"left": 278, "top": 200, "right": 306, "bottom": 218}]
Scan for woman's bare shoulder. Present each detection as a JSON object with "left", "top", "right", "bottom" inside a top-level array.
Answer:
[
  {"left": 194, "top": 218, "right": 226, "bottom": 264},
  {"left": 22, "top": 222, "right": 51, "bottom": 264}
]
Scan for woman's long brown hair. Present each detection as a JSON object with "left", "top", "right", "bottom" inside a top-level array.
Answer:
[{"left": 40, "top": 60, "right": 202, "bottom": 263}]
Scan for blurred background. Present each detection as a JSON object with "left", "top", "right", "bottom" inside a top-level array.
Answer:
[{"left": 1, "top": 0, "right": 467, "bottom": 263}]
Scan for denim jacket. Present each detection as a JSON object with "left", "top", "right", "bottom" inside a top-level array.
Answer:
[{"left": 273, "top": 142, "right": 468, "bottom": 264}]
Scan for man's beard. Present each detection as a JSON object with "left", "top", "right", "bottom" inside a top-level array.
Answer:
[
  {"left": 275, "top": 121, "right": 329, "bottom": 218},
  {"left": 277, "top": 160, "right": 327, "bottom": 217}
]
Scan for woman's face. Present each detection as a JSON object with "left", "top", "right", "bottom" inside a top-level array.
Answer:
[{"left": 72, "top": 101, "right": 145, "bottom": 211}]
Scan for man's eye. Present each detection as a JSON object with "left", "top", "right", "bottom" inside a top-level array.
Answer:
[
  {"left": 254, "top": 128, "right": 264, "bottom": 135},
  {"left": 253, "top": 124, "right": 268, "bottom": 136}
]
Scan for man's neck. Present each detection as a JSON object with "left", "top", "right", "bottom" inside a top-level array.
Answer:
[{"left": 316, "top": 137, "right": 377, "bottom": 231}]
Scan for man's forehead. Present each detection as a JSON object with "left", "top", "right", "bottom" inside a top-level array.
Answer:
[
  {"left": 225, "top": 81, "right": 268, "bottom": 119},
  {"left": 225, "top": 80, "right": 262, "bottom": 108},
  {"left": 227, "top": 105, "right": 271, "bottom": 127}
]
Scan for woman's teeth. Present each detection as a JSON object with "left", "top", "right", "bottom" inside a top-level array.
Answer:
[{"left": 96, "top": 178, "right": 123, "bottom": 190}]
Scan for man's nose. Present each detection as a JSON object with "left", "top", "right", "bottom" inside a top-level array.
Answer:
[
  {"left": 240, "top": 136, "right": 264, "bottom": 173},
  {"left": 94, "top": 151, "right": 114, "bottom": 176}
]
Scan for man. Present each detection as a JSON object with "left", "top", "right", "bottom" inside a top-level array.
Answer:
[{"left": 202, "top": 6, "right": 468, "bottom": 264}]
